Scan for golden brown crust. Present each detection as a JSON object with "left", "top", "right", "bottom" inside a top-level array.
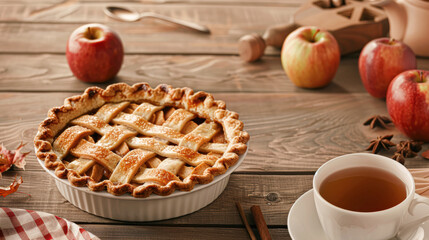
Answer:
[{"left": 34, "top": 83, "right": 249, "bottom": 198}]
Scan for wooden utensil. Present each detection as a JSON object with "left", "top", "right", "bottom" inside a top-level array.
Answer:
[{"left": 238, "top": 0, "right": 389, "bottom": 62}]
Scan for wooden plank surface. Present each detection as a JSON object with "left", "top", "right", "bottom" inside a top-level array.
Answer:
[
  {"left": 0, "top": 3, "right": 295, "bottom": 55},
  {"left": 0, "top": 171, "right": 311, "bottom": 226},
  {"left": 0, "top": 54, "right": 370, "bottom": 93},
  {"left": 2, "top": 0, "right": 429, "bottom": 239},
  {"left": 0, "top": 22, "right": 280, "bottom": 55},
  {"left": 79, "top": 225, "right": 291, "bottom": 240},
  {"left": 1, "top": 54, "right": 428, "bottom": 93},
  {"left": 2, "top": 92, "right": 429, "bottom": 174},
  {"left": 1, "top": 2, "right": 296, "bottom": 25},
  {"left": 0, "top": 0, "right": 301, "bottom": 5}
]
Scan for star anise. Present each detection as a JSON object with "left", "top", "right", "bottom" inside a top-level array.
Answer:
[
  {"left": 410, "top": 141, "right": 423, "bottom": 152},
  {"left": 366, "top": 134, "right": 395, "bottom": 154},
  {"left": 363, "top": 115, "right": 392, "bottom": 129},
  {"left": 392, "top": 152, "right": 405, "bottom": 164},
  {"left": 396, "top": 140, "right": 423, "bottom": 158}
]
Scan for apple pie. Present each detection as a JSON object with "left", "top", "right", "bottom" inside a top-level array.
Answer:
[{"left": 34, "top": 83, "right": 249, "bottom": 198}]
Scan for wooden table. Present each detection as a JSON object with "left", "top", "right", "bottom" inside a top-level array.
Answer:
[{"left": 1, "top": 0, "right": 429, "bottom": 239}]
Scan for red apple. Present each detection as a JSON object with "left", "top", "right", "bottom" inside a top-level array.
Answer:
[
  {"left": 281, "top": 26, "right": 340, "bottom": 88},
  {"left": 359, "top": 38, "right": 416, "bottom": 98},
  {"left": 386, "top": 70, "right": 429, "bottom": 142},
  {"left": 66, "top": 23, "right": 124, "bottom": 83}
]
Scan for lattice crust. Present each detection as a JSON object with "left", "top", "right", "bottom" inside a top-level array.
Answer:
[{"left": 34, "top": 83, "right": 249, "bottom": 198}]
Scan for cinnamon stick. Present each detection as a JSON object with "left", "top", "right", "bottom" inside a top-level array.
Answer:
[
  {"left": 235, "top": 202, "right": 257, "bottom": 240},
  {"left": 251, "top": 205, "right": 272, "bottom": 240}
]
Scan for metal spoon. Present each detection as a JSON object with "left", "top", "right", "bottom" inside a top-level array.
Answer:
[{"left": 104, "top": 6, "right": 210, "bottom": 34}]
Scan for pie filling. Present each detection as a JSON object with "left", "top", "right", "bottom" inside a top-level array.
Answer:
[
  {"left": 54, "top": 101, "right": 227, "bottom": 186},
  {"left": 34, "top": 83, "right": 249, "bottom": 198}
]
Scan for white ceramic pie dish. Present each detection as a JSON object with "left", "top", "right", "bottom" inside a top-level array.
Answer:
[{"left": 36, "top": 147, "right": 247, "bottom": 222}]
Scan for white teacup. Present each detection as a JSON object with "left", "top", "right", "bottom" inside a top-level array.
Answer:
[{"left": 313, "top": 153, "right": 429, "bottom": 240}]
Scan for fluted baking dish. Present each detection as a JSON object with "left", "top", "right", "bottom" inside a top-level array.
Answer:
[{"left": 37, "top": 148, "right": 246, "bottom": 221}]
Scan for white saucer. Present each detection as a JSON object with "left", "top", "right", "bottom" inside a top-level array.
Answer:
[
  {"left": 287, "top": 189, "right": 429, "bottom": 240},
  {"left": 288, "top": 189, "right": 329, "bottom": 240}
]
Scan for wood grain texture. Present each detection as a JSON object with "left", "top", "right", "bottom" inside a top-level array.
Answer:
[
  {"left": 0, "top": 3, "right": 296, "bottom": 55},
  {"left": 0, "top": 0, "right": 301, "bottom": 5},
  {"left": 1, "top": 54, "right": 428, "bottom": 93},
  {"left": 2, "top": 0, "right": 420, "bottom": 239},
  {"left": 0, "top": 54, "right": 374, "bottom": 93},
  {"left": 0, "top": 171, "right": 311, "bottom": 227},
  {"left": 0, "top": 22, "right": 281, "bottom": 55},
  {"left": 79, "top": 225, "right": 290, "bottom": 240},
  {"left": 1, "top": 2, "right": 296, "bottom": 23},
  {"left": 2, "top": 92, "right": 429, "bottom": 173}
]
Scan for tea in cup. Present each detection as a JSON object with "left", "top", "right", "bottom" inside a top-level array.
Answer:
[{"left": 313, "top": 153, "right": 429, "bottom": 240}]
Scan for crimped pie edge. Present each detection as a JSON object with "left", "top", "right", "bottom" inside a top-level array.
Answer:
[{"left": 34, "top": 82, "right": 249, "bottom": 198}]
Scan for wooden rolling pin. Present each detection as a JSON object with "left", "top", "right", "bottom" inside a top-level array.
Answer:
[
  {"left": 238, "top": 0, "right": 388, "bottom": 62},
  {"left": 238, "top": 23, "right": 299, "bottom": 62}
]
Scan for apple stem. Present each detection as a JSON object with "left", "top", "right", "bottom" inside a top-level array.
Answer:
[
  {"left": 311, "top": 29, "right": 320, "bottom": 43},
  {"left": 419, "top": 71, "right": 424, "bottom": 83},
  {"left": 388, "top": 38, "right": 396, "bottom": 45},
  {"left": 86, "top": 27, "right": 96, "bottom": 40}
]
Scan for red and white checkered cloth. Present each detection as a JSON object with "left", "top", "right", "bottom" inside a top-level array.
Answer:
[{"left": 0, "top": 208, "right": 99, "bottom": 240}]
